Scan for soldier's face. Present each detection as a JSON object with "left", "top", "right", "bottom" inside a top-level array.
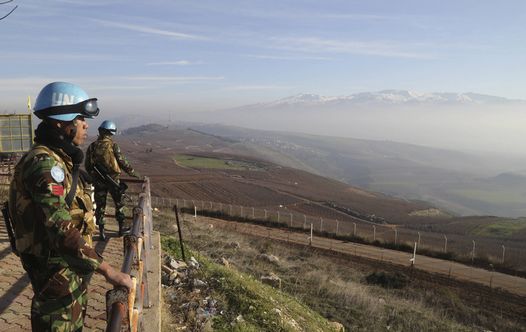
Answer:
[{"left": 70, "top": 117, "right": 89, "bottom": 146}]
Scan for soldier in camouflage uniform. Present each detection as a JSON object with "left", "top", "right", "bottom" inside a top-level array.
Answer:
[
  {"left": 85, "top": 120, "right": 139, "bottom": 241},
  {"left": 9, "top": 82, "right": 132, "bottom": 331}
]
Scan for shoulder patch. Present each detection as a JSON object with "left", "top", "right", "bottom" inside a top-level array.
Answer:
[{"left": 51, "top": 165, "right": 65, "bottom": 183}]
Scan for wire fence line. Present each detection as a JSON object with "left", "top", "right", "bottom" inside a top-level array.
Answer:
[
  {"left": 149, "top": 196, "right": 526, "bottom": 272},
  {"left": 198, "top": 217, "right": 526, "bottom": 297}
]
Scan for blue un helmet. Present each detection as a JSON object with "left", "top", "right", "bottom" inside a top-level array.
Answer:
[
  {"left": 33, "top": 82, "right": 100, "bottom": 121},
  {"left": 99, "top": 120, "right": 117, "bottom": 134}
]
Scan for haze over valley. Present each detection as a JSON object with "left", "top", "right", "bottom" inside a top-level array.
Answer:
[
  {"left": 175, "top": 90, "right": 526, "bottom": 155},
  {"left": 106, "top": 89, "right": 526, "bottom": 218}
]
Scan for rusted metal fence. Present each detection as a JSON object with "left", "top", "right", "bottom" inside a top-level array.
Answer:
[{"left": 106, "top": 177, "right": 153, "bottom": 332}]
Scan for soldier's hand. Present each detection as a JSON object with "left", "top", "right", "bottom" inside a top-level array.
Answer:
[
  {"left": 97, "top": 262, "right": 133, "bottom": 290},
  {"left": 107, "top": 270, "right": 133, "bottom": 290}
]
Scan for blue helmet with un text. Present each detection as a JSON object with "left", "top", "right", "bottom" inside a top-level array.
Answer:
[
  {"left": 33, "top": 82, "right": 99, "bottom": 121},
  {"left": 99, "top": 120, "right": 117, "bottom": 134}
]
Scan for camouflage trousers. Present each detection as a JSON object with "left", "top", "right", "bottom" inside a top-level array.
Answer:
[
  {"left": 94, "top": 181, "right": 125, "bottom": 226},
  {"left": 30, "top": 267, "right": 89, "bottom": 332}
]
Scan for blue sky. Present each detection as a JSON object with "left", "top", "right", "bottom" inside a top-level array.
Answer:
[{"left": 1, "top": 0, "right": 525, "bottom": 113}]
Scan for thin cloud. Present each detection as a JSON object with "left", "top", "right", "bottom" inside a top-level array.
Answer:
[
  {"left": 269, "top": 37, "right": 437, "bottom": 59},
  {"left": 177, "top": 3, "right": 401, "bottom": 22},
  {"left": 0, "top": 76, "right": 225, "bottom": 94},
  {"left": 223, "top": 85, "right": 293, "bottom": 91},
  {"left": 92, "top": 19, "right": 207, "bottom": 40},
  {"left": 147, "top": 60, "right": 204, "bottom": 66},
  {"left": 55, "top": 0, "right": 125, "bottom": 6},
  {"left": 0, "top": 51, "right": 116, "bottom": 62},
  {"left": 244, "top": 54, "right": 333, "bottom": 61},
  {"left": 122, "top": 76, "right": 224, "bottom": 82}
]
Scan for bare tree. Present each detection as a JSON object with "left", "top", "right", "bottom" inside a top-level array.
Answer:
[{"left": 0, "top": 0, "right": 17, "bottom": 21}]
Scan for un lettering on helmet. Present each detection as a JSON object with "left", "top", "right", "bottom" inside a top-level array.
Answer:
[{"left": 51, "top": 92, "right": 81, "bottom": 107}]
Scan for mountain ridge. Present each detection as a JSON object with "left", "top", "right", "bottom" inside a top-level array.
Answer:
[{"left": 240, "top": 90, "right": 523, "bottom": 109}]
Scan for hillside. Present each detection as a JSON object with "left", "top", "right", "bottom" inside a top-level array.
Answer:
[
  {"left": 105, "top": 124, "right": 526, "bottom": 273},
  {"left": 155, "top": 209, "right": 526, "bottom": 332},
  {"left": 162, "top": 235, "right": 344, "bottom": 331},
  {"left": 182, "top": 123, "right": 526, "bottom": 218},
  {"left": 114, "top": 125, "right": 435, "bottom": 224}
]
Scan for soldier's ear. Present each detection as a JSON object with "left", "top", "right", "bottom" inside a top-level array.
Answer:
[
  {"left": 46, "top": 119, "right": 67, "bottom": 130},
  {"left": 47, "top": 119, "right": 62, "bottom": 129}
]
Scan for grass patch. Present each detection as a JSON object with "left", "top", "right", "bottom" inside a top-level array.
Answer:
[
  {"left": 162, "top": 236, "right": 341, "bottom": 331},
  {"left": 472, "top": 219, "right": 526, "bottom": 237},
  {"left": 174, "top": 154, "right": 263, "bottom": 171}
]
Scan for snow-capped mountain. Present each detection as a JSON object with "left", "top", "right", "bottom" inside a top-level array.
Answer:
[
  {"left": 177, "top": 89, "right": 526, "bottom": 157},
  {"left": 260, "top": 90, "right": 519, "bottom": 107}
]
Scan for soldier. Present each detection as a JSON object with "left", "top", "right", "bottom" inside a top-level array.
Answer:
[
  {"left": 9, "top": 82, "right": 132, "bottom": 331},
  {"left": 85, "top": 120, "right": 140, "bottom": 241}
]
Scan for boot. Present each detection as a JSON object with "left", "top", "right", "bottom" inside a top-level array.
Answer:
[
  {"left": 99, "top": 224, "right": 107, "bottom": 241},
  {"left": 118, "top": 222, "right": 131, "bottom": 237}
]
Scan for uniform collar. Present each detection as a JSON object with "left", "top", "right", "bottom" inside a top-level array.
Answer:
[
  {"left": 35, "top": 143, "right": 73, "bottom": 168},
  {"left": 98, "top": 134, "right": 113, "bottom": 142}
]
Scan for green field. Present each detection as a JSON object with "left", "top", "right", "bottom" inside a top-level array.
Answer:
[
  {"left": 472, "top": 219, "right": 526, "bottom": 237},
  {"left": 174, "top": 154, "right": 263, "bottom": 171}
]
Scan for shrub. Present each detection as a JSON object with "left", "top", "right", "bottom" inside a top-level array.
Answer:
[{"left": 365, "top": 271, "right": 409, "bottom": 289}]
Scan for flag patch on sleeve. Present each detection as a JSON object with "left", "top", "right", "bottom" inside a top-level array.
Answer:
[{"left": 51, "top": 184, "right": 64, "bottom": 196}]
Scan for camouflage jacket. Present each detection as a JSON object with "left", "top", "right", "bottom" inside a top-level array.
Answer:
[
  {"left": 85, "top": 135, "right": 136, "bottom": 180},
  {"left": 8, "top": 144, "right": 102, "bottom": 284}
]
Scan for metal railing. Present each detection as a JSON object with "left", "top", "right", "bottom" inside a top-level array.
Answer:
[{"left": 106, "top": 177, "right": 153, "bottom": 332}]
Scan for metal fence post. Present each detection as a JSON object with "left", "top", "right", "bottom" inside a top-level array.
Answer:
[
  {"left": 309, "top": 223, "right": 313, "bottom": 246},
  {"left": 410, "top": 242, "right": 417, "bottom": 266},
  {"left": 471, "top": 240, "right": 476, "bottom": 264}
]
